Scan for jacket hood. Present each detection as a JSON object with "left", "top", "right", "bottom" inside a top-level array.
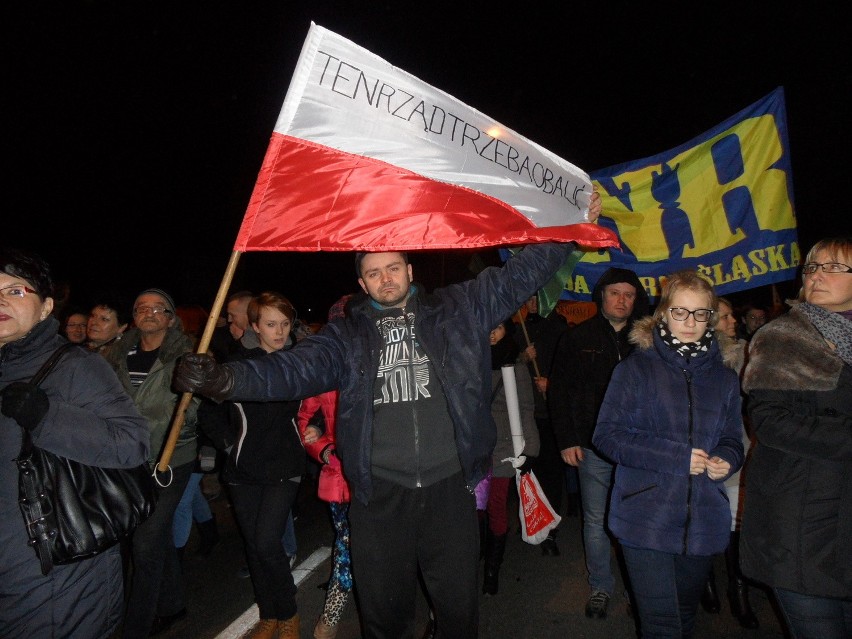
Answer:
[{"left": 592, "top": 267, "right": 649, "bottom": 320}]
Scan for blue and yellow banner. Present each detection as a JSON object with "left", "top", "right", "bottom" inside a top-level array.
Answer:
[{"left": 561, "top": 87, "right": 797, "bottom": 303}]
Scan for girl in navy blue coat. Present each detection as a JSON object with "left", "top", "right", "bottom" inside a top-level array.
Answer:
[{"left": 593, "top": 270, "right": 744, "bottom": 638}]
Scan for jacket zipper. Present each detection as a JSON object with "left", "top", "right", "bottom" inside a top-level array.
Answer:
[
  {"left": 407, "top": 309, "right": 422, "bottom": 489},
  {"left": 682, "top": 368, "right": 694, "bottom": 555}
]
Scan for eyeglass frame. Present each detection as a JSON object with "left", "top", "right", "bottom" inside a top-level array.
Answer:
[
  {"left": 132, "top": 305, "right": 174, "bottom": 317},
  {"left": 668, "top": 307, "right": 714, "bottom": 322},
  {"left": 0, "top": 284, "right": 39, "bottom": 299},
  {"left": 801, "top": 262, "right": 852, "bottom": 275}
]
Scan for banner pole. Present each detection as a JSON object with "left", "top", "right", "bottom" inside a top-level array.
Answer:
[
  {"left": 157, "top": 250, "right": 243, "bottom": 474},
  {"left": 514, "top": 310, "right": 545, "bottom": 400}
]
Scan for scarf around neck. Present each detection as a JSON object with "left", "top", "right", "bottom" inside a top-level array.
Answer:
[
  {"left": 797, "top": 301, "right": 852, "bottom": 366},
  {"left": 657, "top": 321, "right": 714, "bottom": 358}
]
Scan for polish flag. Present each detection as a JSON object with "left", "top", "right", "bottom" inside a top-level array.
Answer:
[{"left": 235, "top": 23, "right": 618, "bottom": 253}]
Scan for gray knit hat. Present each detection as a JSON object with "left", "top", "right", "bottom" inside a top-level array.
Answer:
[{"left": 134, "top": 288, "right": 176, "bottom": 314}]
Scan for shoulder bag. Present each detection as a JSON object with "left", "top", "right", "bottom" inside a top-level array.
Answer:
[{"left": 16, "top": 343, "right": 157, "bottom": 575}]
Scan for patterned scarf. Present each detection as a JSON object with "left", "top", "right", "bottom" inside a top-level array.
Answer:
[
  {"left": 657, "top": 321, "right": 714, "bottom": 358},
  {"left": 797, "top": 302, "right": 852, "bottom": 367}
]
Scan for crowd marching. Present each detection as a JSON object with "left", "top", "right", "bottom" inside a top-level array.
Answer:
[{"left": 1, "top": 227, "right": 850, "bottom": 639}]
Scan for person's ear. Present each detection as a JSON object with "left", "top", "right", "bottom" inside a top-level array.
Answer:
[
  {"left": 358, "top": 278, "right": 368, "bottom": 294},
  {"left": 407, "top": 264, "right": 413, "bottom": 282},
  {"left": 40, "top": 297, "right": 54, "bottom": 320}
]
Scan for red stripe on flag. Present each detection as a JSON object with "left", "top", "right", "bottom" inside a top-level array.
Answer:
[{"left": 235, "top": 135, "right": 618, "bottom": 252}]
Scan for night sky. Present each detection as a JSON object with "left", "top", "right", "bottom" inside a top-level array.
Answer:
[{"left": 8, "top": 3, "right": 850, "bottom": 322}]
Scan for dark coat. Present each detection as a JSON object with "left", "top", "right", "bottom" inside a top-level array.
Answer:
[
  {"left": 201, "top": 343, "right": 306, "bottom": 485},
  {"left": 550, "top": 267, "right": 649, "bottom": 451},
  {"left": 0, "top": 317, "right": 150, "bottom": 639},
  {"left": 223, "top": 242, "right": 573, "bottom": 505},
  {"left": 740, "top": 306, "right": 852, "bottom": 597},
  {"left": 592, "top": 317, "right": 745, "bottom": 556}
]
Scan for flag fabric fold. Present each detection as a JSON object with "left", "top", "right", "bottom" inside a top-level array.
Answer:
[{"left": 235, "top": 23, "right": 618, "bottom": 254}]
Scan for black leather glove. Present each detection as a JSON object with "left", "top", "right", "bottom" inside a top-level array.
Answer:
[
  {"left": 517, "top": 455, "right": 536, "bottom": 475},
  {"left": 173, "top": 353, "right": 234, "bottom": 403},
  {"left": 1, "top": 382, "right": 50, "bottom": 431}
]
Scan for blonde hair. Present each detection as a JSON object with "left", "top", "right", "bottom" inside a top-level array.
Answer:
[
  {"left": 804, "top": 236, "right": 852, "bottom": 265},
  {"left": 653, "top": 270, "right": 718, "bottom": 328}
]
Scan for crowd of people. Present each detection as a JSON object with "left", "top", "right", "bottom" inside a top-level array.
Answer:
[{"left": 1, "top": 228, "right": 849, "bottom": 639}]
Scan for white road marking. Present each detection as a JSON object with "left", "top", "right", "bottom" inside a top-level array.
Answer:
[{"left": 214, "top": 546, "right": 332, "bottom": 638}]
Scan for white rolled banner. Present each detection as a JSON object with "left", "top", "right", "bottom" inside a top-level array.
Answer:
[{"left": 501, "top": 364, "right": 525, "bottom": 458}]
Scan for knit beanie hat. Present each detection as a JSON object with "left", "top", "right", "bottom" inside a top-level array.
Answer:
[{"left": 134, "top": 288, "right": 176, "bottom": 314}]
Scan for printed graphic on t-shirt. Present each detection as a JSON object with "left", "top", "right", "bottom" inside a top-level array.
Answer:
[{"left": 374, "top": 313, "right": 431, "bottom": 405}]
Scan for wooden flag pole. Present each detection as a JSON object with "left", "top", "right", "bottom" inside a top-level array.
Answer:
[
  {"left": 156, "top": 250, "right": 242, "bottom": 475},
  {"left": 514, "top": 309, "right": 545, "bottom": 400}
]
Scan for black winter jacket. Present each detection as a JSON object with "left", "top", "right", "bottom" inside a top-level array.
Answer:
[
  {"left": 549, "top": 267, "right": 649, "bottom": 452},
  {"left": 201, "top": 342, "right": 306, "bottom": 485},
  {"left": 222, "top": 242, "right": 574, "bottom": 505},
  {"left": 740, "top": 306, "right": 852, "bottom": 598},
  {"left": 0, "top": 318, "right": 149, "bottom": 639}
]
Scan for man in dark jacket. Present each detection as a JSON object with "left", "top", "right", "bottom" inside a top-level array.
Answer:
[
  {"left": 549, "top": 266, "right": 649, "bottom": 620},
  {"left": 173, "top": 213, "right": 601, "bottom": 638}
]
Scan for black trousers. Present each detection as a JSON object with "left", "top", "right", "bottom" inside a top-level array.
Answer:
[
  {"left": 532, "top": 417, "right": 564, "bottom": 519},
  {"left": 230, "top": 480, "right": 300, "bottom": 620},
  {"left": 349, "top": 472, "right": 478, "bottom": 639}
]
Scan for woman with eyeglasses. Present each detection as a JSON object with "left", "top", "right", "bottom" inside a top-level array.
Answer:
[
  {"left": 592, "top": 269, "right": 745, "bottom": 638},
  {"left": 0, "top": 248, "right": 149, "bottom": 639},
  {"left": 739, "top": 237, "right": 852, "bottom": 639}
]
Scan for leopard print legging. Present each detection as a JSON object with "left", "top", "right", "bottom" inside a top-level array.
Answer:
[{"left": 321, "top": 501, "right": 352, "bottom": 627}]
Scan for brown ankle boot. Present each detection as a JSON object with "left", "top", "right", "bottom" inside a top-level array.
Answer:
[
  {"left": 247, "top": 619, "right": 278, "bottom": 639},
  {"left": 313, "top": 618, "right": 338, "bottom": 639},
  {"left": 278, "top": 613, "right": 300, "bottom": 639}
]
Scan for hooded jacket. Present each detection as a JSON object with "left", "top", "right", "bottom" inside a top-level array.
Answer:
[
  {"left": 549, "top": 267, "right": 649, "bottom": 451},
  {"left": 739, "top": 306, "right": 852, "bottom": 597},
  {"left": 1, "top": 317, "right": 149, "bottom": 639},
  {"left": 221, "top": 242, "right": 574, "bottom": 505},
  {"left": 592, "top": 317, "right": 745, "bottom": 556}
]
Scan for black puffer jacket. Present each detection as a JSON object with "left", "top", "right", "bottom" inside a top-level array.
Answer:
[
  {"left": 223, "top": 242, "right": 573, "bottom": 505},
  {"left": 549, "top": 267, "right": 649, "bottom": 451},
  {"left": 740, "top": 306, "right": 852, "bottom": 597}
]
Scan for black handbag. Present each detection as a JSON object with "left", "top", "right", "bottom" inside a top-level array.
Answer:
[{"left": 16, "top": 343, "right": 157, "bottom": 575}]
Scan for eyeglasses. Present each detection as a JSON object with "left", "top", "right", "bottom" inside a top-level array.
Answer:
[
  {"left": 668, "top": 307, "right": 714, "bottom": 322},
  {"left": 133, "top": 305, "right": 173, "bottom": 317},
  {"left": 0, "top": 284, "right": 39, "bottom": 300},
  {"left": 801, "top": 262, "right": 852, "bottom": 275},
  {"left": 65, "top": 323, "right": 87, "bottom": 329}
]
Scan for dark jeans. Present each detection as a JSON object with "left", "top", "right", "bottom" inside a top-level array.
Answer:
[
  {"left": 348, "top": 472, "right": 478, "bottom": 639},
  {"left": 622, "top": 545, "right": 713, "bottom": 639},
  {"left": 774, "top": 587, "right": 852, "bottom": 639},
  {"left": 230, "top": 480, "right": 300, "bottom": 620},
  {"left": 123, "top": 461, "right": 194, "bottom": 639}
]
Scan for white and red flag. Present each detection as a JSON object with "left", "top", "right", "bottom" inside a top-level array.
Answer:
[{"left": 235, "top": 23, "right": 617, "bottom": 253}]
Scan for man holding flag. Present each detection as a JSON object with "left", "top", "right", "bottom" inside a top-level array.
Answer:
[{"left": 175, "top": 194, "right": 599, "bottom": 639}]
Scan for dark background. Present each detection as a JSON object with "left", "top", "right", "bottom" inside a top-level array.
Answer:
[{"left": 7, "top": 2, "right": 849, "bottom": 323}]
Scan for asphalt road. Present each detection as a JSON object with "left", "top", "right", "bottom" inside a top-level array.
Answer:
[{"left": 139, "top": 471, "right": 787, "bottom": 639}]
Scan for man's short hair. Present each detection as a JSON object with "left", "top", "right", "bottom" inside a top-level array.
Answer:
[{"left": 354, "top": 251, "right": 409, "bottom": 278}]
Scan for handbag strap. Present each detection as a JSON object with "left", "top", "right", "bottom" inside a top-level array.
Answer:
[
  {"left": 30, "top": 342, "right": 77, "bottom": 387},
  {"left": 18, "top": 342, "right": 77, "bottom": 459}
]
